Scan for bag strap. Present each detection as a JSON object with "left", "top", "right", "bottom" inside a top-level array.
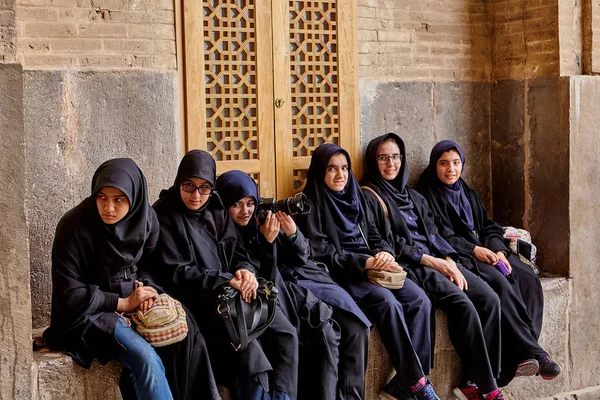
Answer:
[{"left": 361, "top": 186, "right": 389, "bottom": 219}]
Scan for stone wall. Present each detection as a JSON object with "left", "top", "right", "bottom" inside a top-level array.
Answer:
[
  {"left": 16, "top": 0, "right": 175, "bottom": 69},
  {"left": 359, "top": 80, "right": 492, "bottom": 208},
  {"left": 0, "top": 63, "right": 32, "bottom": 400},
  {"left": 26, "top": 70, "right": 181, "bottom": 328}
]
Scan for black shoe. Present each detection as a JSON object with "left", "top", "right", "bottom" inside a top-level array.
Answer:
[
  {"left": 538, "top": 355, "right": 561, "bottom": 380},
  {"left": 379, "top": 385, "right": 416, "bottom": 400}
]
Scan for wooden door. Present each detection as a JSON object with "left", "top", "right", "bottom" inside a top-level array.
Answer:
[{"left": 183, "top": 0, "right": 358, "bottom": 198}]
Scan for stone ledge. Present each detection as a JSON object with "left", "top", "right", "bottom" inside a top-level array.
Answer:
[{"left": 32, "top": 277, "right": 570, "bottom": 400}]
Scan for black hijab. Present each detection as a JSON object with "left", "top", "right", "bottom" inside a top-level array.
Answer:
[
  {"left": 92, "top": 158, "right": 156, "bottom": 270},
  {"left": 417, "top": 140, "right": 475, "bottom": 230},
  {"left": 46, "top": 158, "right": 158, "bottom": 366},
  {"left": 361, "top": 132, "right": 411, "bottom": 210},
  {"left": 304, "top": 143, "right": 365, "bottom": 253}
]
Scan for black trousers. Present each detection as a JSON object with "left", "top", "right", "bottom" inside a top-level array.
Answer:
[
  {"left": 358, "top": 279, "right": 432, "bottom": 388},
  {"left": 507, "top": 253, "right": 544, "bottom": 339},
  {"left": 259, "top": 307, "right": 300, "bottom": 399},
  {"left": 413, "top": 265, "right": 501, "bottom": 394},
  {"left": 473, "top": 258, "right": 546, "bottom": 386},
  {"left": 298, "top": 308, "right": 369, "bottom": 400}
]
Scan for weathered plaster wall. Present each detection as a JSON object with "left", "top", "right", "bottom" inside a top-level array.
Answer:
[
  {"left": 0, "top": 63, "right": 32, "bottom": 400},
  {"left": 359, "top": 80, "right": 492, "bottom": 208},
  {"left": 25, "top": 70, "right": 181, "bottom": 328}
]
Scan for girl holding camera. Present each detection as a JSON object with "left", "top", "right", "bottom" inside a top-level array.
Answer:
[
  {"left": 216, "top": 170, "right": 370, "bottom": 400},
  {"left": 416, "top": 140, "right": 560, "bottom": 387},
  {"left": 152, "top": 151, "right": 299, "bottom": 400}
]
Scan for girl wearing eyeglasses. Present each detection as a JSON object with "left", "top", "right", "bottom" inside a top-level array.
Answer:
[
  {"left": 296, "top": 143, "right": 440, "bottom": 400},
  {"left": 152, "top": 150, "right": 299, "bottom": 400},
  {"left": 361, "top": 133, "right": 504, "bottom": 400}
]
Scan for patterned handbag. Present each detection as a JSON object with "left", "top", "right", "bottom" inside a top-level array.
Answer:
[
  {"left": 503, "top": 226, "right": 540, "bottom": 275},
  {"left": 131, "top": 293, "right": 189, "bottom": 347}
]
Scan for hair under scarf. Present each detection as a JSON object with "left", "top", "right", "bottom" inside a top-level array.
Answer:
[{"left": 417, "top": 140, "right": 475, "bottom": 230}]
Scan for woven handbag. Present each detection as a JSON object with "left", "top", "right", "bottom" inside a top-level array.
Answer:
[
  {"left": 217, "top": 278, "right": 279, "bottom": 352},
  {"left": 131, "top": 293, "right": 189, "bottom": 347}
]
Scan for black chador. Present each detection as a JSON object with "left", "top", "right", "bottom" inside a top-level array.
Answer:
[
  {"left": 152, "top": 150, "right": 299, "bottom": 400},
  {"left": 44, "top": 158, "right": 219, "bottom": 400},
  {"left": 296, "top": 144, "right": 435, "bottom": 398},
  {"left": 416, "top": 140, "right": 547, "bottom": 385},
  {"left": 361, "top": 133, "right": 502, "bottom": 395},
  {"left": 216, "top": 170, "right": 370, "bottom": 400}
]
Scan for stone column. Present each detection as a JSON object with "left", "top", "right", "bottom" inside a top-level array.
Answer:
[{"left": 0, "top": 63, "right": 32, "bottom": 400}]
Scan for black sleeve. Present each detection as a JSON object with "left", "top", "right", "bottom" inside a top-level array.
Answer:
[
  {"left": 153, "top": 209, "right": 235, "bottom": 298},
  {"left": 414, "top": 191, "right": 458, "bottom": 259},
  {"left": 51, "top": 224, "right": 119, "bottom": 332},
  {"left": 295, "top": 199, "right": 369, "bottom": 282},
  {"left": 360, "top": 193, "right": 395, "bottom": 255},
  {"left": 472, "top": 191, "right": 508, "bottom": 253},
  {"left": 277, "top": 228, "right": 312, "bottom": 266},
  {"left": 137, "top": 211, "right": 164, "bottom": 291}
]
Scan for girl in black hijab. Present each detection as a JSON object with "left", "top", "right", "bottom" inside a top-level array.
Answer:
[
  {"left": 416, "top": 140, "right": 561, "bottom": 385},
  {"left": 297, "top": 143, "right": 440, "bottom": 400},
  {"left": 152, "top": 150, "right": 299, "bottom": 400},
  {"left": 361, "top": 134, "right": 503, "bottom": 400},
  {"left": 44, "top": 158, "right": 219, "bottom": 400},
  {"left": 216, "top": 170, "right": 371, "bottom": 400}
]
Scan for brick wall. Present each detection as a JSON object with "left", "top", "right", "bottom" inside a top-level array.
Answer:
[
  {"left": 16, "top": 0, "right": 175, "bottom": 70},
  {"left": 491, "top": 0, "right": 559, "bottom": 79},
  {"left": 357, "top": 0, "right": 492, "bottom": 82},
  {"left": 0, "top": 0, "right": 16, "bottom": 62}
]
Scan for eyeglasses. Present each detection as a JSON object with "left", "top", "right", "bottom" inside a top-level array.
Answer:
[
  {"left": 181, "top": 182, "right": 213, "bottom": 195},
  {"left": 376, "top": 154, "right": 402, "bottom": 164}
]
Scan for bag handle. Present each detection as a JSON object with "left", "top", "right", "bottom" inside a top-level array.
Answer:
[{"left": 361, "top": 186, "right": 389, "bottom": 219}]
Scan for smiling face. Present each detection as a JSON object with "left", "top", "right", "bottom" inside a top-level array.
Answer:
[
  {"left": 179, "top": 177, "right": 212, "bottom": 211},
  {"left": 96, "top": 186, "right": 130, "bottom": 224},
  {"left": 436, "top": 149, "right": 463, "bottom": 185},
  {"left": 377, "top": 139, "right": 402, "bottom": 181},
  {"left": 324, "top": 152, "right": 349, "bottom": 192},
  {"left": 228, "top": 196, "right": 256, "bottom": 226}
]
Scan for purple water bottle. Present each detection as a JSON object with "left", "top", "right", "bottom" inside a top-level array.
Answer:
[{"left": 496, "top": 260, "right": 510, "bottom": 276}]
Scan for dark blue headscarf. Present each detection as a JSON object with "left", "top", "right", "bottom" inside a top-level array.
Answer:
[
  {"left": 417, "top": 140, "right": 475, "bottom": 230},
  {"left": 304, "top": 143, "right": 367, "bottom": 253},
  {"left": 215, "top": 170, "right": 260, "bottom": 240}
]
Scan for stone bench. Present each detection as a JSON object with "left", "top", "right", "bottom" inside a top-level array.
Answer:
[{"left": 31, "top": 278, "right": 569, "bottom": 400}]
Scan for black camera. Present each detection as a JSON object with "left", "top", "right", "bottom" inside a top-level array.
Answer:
[{"left": 256, "top": 192, "right": 312, "bottom": 223}]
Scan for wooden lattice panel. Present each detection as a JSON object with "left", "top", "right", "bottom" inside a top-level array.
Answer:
[
  {"left": 203, "top": 0, "right": 258, "bottom": 161},
  {"left": 293, "top": 169, "right": 308, "bottom": 192},
  {"left": 289, "top": 0, "right": 340, "bottom": 157}
]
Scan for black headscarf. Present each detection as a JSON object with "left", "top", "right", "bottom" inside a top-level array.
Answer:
[
  {"left": 304, "top": 143, "right": 366, "bottom": 253},
  {"left": 215, "top": 170, "right": 259, "bottom": 241},
  {"left": 45, "top": 158, "right": 158, "bottom": 367},
  {"left": 361, "top": 132, "right": 411, "bottom": 210},
  {"left": 91, "top": 158, "right": 156, "bottom": 270},
  {"left": 153, "top": 150, "right": 252, "bottom": 305},
  {"left": 417, "top": 140, "right": 475, "bottom": 230}
]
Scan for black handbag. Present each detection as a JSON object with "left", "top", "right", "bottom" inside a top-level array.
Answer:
[{"left": 217, "top": 278, "right": 279, "bottom": 351}]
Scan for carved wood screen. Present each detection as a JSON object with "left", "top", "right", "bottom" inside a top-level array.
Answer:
[{"left": 183, "top": 0, "right": 358, "bottom": 198}]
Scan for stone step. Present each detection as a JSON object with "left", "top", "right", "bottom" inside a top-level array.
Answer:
[{"left": 31, "top": 277, "right": 571, "bottom": 400}]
